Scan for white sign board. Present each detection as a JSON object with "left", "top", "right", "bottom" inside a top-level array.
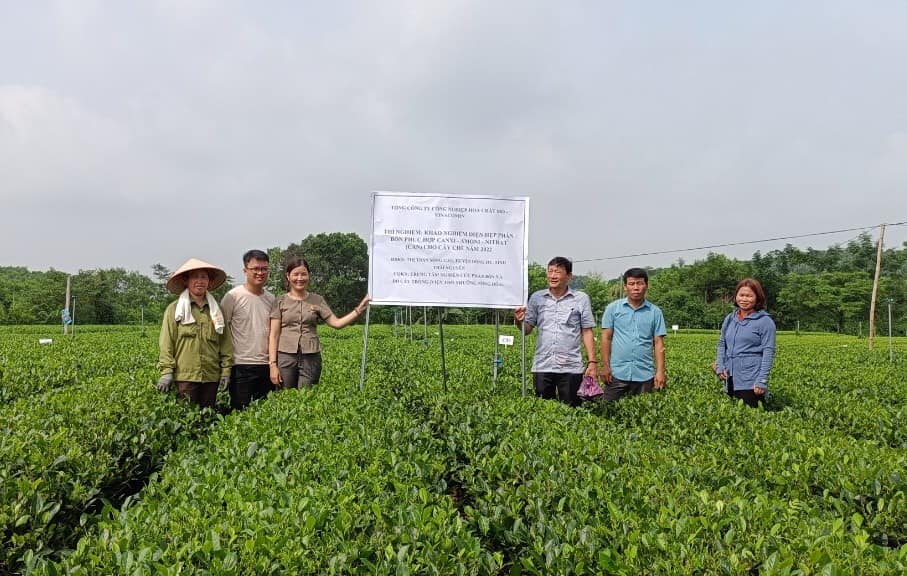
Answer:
[
  {"left": 498, "top": 335, "right": 515, "bottom": 346},
  {"left": 369, "top": 191, "right": 529, "bottom": 308}
]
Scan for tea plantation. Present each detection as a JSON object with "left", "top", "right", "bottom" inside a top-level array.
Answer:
[{"left": 1, "top": 325, "right": 905, "bottom": 574}]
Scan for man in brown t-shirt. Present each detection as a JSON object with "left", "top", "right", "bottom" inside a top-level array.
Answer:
[{"left": 221, "top": 249, "right": 276, "bottom": 410}]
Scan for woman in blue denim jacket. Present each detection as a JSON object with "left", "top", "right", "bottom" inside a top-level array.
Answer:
[{"left": 714, "top": 278, "right": 776, "bottom": 408}]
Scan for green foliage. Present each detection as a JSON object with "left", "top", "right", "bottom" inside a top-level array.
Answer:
[
  {"left": 14, "top": 327, "right": 907, "bottom": 575},
  {"left": 0, "top": 331, "right": 209, "bottom": 572},
  {"left": 0, "top": 266, "right": 171, "bottom": 326},
  {"left": 527, "top": 263, "right": 547, "bottom": 295},
  {"left": 4, "top": 233, "right": 907, "bottom": 331}
]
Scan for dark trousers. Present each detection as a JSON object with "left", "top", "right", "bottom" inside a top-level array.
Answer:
[
  {"left": 727, "top": 377, "right": 763, "bottom": 408},
  {"left": 277, "top": 351, "right": 323, "bottom": 388},
  {"left": 229, "top": 365, "right": 272, "bottom": 410},
  {"left": 176, "top": 381, "right": 218, "bottom": 409},
  {"left": 533, "top": 372, "right": 582, "bottom": 407},
  {"left": 602, "top": 378, "right": 654, "bottom": 402}
]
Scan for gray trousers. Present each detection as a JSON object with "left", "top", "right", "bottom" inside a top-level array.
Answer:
[{"left": 277, "top": 351, "right": 323, "bottom": 388}]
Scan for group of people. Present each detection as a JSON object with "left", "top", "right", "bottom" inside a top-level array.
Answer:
[
  {"left": 516, "top": 257, "right": 776, "bottom": 408},
  {"left": 156, "top": 250, "right": 369, "bottom": 410},
  {"left": 156, "top": 251, "right": 776, "bottom": 411}
]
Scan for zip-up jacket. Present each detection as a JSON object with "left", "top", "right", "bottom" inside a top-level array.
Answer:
[{"left": 715, "top": 308, "right": 776, "bottom": 391}]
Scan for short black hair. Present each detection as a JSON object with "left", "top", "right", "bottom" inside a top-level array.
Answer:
[
  {"left": 243, "top": 249, "right": 269, "bottom": 265},
  {"left": 547, "top": 256, "right": 573, "bottom": 274},
  {"left": 622, "top": 267, "right": 648, "bottom": 283}
]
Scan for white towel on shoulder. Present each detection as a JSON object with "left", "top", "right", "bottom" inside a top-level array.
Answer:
[{"left": 174, "top": 289, "right": 225, "bottom": 334}]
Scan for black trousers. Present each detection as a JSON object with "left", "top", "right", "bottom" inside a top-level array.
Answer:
[
  {"left": 727, "top": 377, "right": 763, "bottom": 408},
  {"left": 533, "top": 372, "right": 582, "bottom": 407},
  {"left": 602, "top": 377, "right": 654, "bottom": 402},
  {"left": 229, "top": 365, "right": 272, "bottom": 410}
]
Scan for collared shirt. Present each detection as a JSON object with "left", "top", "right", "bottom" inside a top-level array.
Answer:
[
  {"left": 221, "top": 285, "right": 276, "bottom": 365},
  {"left": 159, "top": 299, "right": 233, "bottom": 382},
  {"left": 270, "top": 292, "right": 334, "bottom": 354},
  {"left": 525, "top": 288, "right": 595, "bottom": 373},
  {"left": 601, "top": 298, "right": 666, "bottom": 381}
]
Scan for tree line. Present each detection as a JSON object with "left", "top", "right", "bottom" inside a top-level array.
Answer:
[
  {"left": 571, "top": 233, "right": 906, "bottom": 335},
  {"left": 1, "top": 232, "right": 904, "bottom": 335}
]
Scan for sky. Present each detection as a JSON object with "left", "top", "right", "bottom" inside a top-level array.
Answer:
[{"left": 2, "top": 0, "right": 907, "bottom": 282}]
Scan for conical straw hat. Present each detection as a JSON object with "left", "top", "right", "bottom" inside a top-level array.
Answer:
[{"left": 166, "top": 258, "right": 227, "bottom": 294}]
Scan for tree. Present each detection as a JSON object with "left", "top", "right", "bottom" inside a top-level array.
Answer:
[
  {"left": 685, "top": 253, "right": 748, "bottom": 305},
  {"left": 7, "top": 299, "right": 34, "bottom": 325},
  {"left": 527, "top": 263, "right": 547, "bottom": 296},
  {"left": 265, "top": 246, "right": 285, "bottom": 294},
  {"left": 579, "top": 274, "right": 613, "bottom": 320}
]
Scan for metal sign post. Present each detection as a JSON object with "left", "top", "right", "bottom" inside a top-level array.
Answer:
[
  {"left": 359, "top": 305, "right": 372, "bottom": 390},
  {"left": 493, "top": 310, "right": 500, "bottom": 388},
  {"left": 438, "top": 308, "right": 447, "bottom": 392}
]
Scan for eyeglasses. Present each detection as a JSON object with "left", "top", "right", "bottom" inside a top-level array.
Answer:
[{"left": 246, "top": 267, "right": 270, "bottom": 274}]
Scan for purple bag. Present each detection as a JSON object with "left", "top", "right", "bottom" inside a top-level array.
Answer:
[{"left": 578, "top": 375, "right": 604, "bottom": 400}]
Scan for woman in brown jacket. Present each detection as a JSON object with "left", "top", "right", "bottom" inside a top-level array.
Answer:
[{"left": 268, "top": 256, "right": 369, "bottom": 388}]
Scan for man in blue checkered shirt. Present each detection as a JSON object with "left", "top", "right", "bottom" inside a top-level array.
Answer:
[{"left": 514, "top": 257, "right": 598, "bottom": 406}]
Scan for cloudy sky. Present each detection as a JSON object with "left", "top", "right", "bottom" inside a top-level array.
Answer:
[{"left": 2, "top": 0, "right": 906, "bottom": 281}]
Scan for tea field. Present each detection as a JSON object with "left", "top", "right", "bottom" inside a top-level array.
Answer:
[{"left": 1, "top": 325, "right": 905, "bottom": 575}]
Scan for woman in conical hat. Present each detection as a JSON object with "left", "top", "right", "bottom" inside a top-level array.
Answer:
[
  {"left": 156, "top": 258, "right": 233, "bottom": 409},
  {"left": 164, "top": 258, "right": 227, "bottom": 295}
]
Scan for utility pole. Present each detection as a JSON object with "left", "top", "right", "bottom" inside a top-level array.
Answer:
[
  {"left": 63, "top": 276, "right": 71, "bottom": 335},
  {"left": 868, "top": 224, "right": 886, "bottom": 350}
]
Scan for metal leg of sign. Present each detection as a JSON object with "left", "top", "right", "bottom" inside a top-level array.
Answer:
[
  {"left": 359, "top": 305, "right": 371, "bottom": 390},
  {"left": 493, "top": 310, "right": 500, "bottom": 389},
  {"left": 423, "top": 306, "right": 428, "bottom": 346},
  {"left": 520, "top": 320, "right": 526, "bottom": 397},
  {"left": 438, "top": 307, "right": 448, "bottom": 392}
]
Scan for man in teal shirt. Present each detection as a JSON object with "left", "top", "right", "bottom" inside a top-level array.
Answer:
[{"left": 599, "top": 267, "right": 667, "bottom": 401}]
